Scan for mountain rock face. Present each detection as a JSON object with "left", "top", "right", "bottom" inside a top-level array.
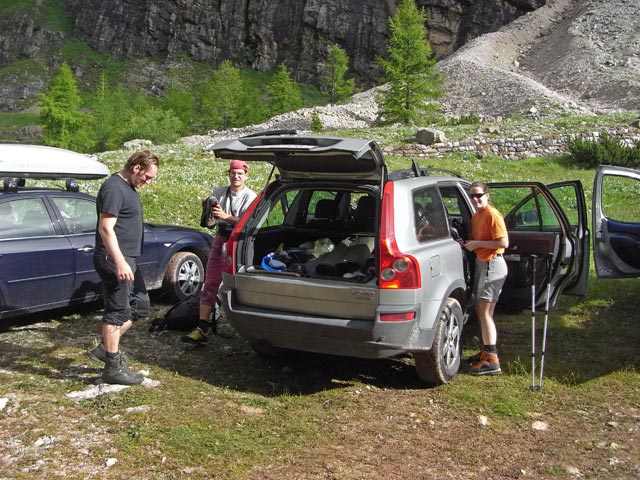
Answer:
[
  {"left": 64, "top": 0, "right": 541, "bottom": 86},
  {"left": 0, "top": 0, "right": 542, "bottom": 113}
]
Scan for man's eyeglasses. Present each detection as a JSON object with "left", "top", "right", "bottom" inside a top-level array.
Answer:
[{"left": 469, "top": 193, "right": 486, "bottom": 199}]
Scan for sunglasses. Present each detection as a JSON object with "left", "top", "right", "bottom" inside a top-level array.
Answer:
[{"left": 469, "top": 193, "right": 486, "bottom": 199}]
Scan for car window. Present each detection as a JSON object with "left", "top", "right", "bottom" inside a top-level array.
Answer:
[
  {"left": 439, "top": 185, "right": 472, "bottom": 241},
  {"left": 0, "top": 198, "right": 55, "bottom": 238},
  {"left": 601, "top": 174, "right": 640, "bottom": 223},
  {"left": 0, "top": 201, "right": 18, "bottom": 239},
  {"left": 413, "top": 186, "right": 449, "bottom": 242},
  {"left": 492, "top": 187, "right": 561, "bottom": 231},
  {"left": 51, "top": 196, "right": 97, "bottom": 234}
]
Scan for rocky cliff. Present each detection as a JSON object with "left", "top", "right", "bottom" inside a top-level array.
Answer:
[
  {"left": 0, "top": 0, "right": 542, "bottom": 113},
  {"left": 65, "top": 0, "right": 541, "bottom": 84}
]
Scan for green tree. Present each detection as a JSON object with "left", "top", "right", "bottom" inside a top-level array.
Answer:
[
  {"left": 310, "top": 108, "right": 323, "bottom": 133},
  {"left": 266, "top": 63, "right": 303, "bottom": 117},
  {"left": 201, "top": 60, "right": 247, "bottom": 130},
  {"left": 39, "top": 62, "right": 90, "bottom": 150},
  {"left": 91, "top": 72, "right": 131, "bottom": 151},
  {"left": 165, "top": 68, "right": 196, "bottom": 134},
  {"left": 376, "top": 0, "right": 444, "bottom": 125},
  {"left": 322, "top": 44, "right": 357, "bottom": 104},
  {"left": 120, "top": 105, "right": 183, "bottom": 145}
]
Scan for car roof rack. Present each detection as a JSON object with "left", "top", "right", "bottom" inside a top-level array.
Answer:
[
  {"left": 3, "top": 177, "right": 18, "bottom": 193},
  {"left": 2, "top": 177, "right": 81, "bottom": 193},
  {"left": 389, "top": 162, "right": 464, "bottom": 181}
]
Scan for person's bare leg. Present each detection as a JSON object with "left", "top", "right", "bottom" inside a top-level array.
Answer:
[
  {"left": 199, "top": 304, "right": 212, "bottom": 323},
  {"left": 102, "top": 320, "right": 132, "bottom": 352},
  {"left": 475, "top": 300, "right": 497, "bottom": 346}
]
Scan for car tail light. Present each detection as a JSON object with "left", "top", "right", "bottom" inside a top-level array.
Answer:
[
  {"left": 379, "top": 311, "right": 416, "bottom": 322},
  {"left": 379, "top": 182, "right": 421, "bottom": 289},
  {"left": 221, "top": 192, "right": 263, "bottom": 275}
]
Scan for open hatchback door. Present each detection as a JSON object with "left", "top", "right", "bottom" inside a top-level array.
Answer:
[
  {"left": 592, "top": 165, "right": 640, "bottom": 278},
  {"left": 488, "top": 181, "right": 589, "bottom": 311},
  {"left": 207, "top": 135, "right": 386, "bottom": 182}
]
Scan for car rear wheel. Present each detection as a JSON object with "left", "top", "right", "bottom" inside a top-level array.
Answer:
[
  {"left": 413, "top": 297, "right": 463, "bottom": 385},
  {"left": 162, "top": 252, "right": 204, "bottom": 301}
]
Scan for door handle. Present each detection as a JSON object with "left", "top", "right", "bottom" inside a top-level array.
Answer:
[{"left": 77, "top": 246, "right": 94, "bottom": 253}]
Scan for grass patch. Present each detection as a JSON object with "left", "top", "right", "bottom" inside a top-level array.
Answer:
[{"left": 1, "top": 123, "right": 639, "bottom": 478}]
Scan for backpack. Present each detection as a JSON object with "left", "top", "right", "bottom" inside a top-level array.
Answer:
[{"left": 149, "top": 293, "right": 201, "bottom": 332}]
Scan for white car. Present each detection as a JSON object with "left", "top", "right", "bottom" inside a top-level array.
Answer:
[{"left": 206, "top": 133, "right": 629, "bottom": 385}]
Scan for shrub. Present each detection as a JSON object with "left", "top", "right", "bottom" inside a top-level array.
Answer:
[
  {"left": 567, "top": 132, "right": 640, "bottom": 169},
  {"left": 445, "top": 114, "right": 481, "bottom": 126}
]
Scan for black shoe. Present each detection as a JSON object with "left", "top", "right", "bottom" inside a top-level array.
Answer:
[
  {"left": 88, "top": 343, "right": 129, "bottom": 366},
  {"left": 102, "top": 353, "right": 144, "bottom": 385}
]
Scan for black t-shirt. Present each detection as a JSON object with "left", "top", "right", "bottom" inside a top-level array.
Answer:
[{"left": 94, "top": 173, "right": 143, "bottom": 257}]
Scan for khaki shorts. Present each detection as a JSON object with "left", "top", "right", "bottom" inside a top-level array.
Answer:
[{"left": 474, "top": 255, "right": 508, "bottom": 302}]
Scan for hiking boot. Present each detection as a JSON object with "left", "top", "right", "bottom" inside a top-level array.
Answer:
[
  {"left": 181, "top": 326, "right": 211, "bottom": 345},
  {"left": 88, "top": 343, "right": 129, "bottom": 366},
  {"left": 469, "top": 351, "right": 502, "bottom": 376},
  {"left": 467, "top": 348, "right": 487, "bottom": 364},
  {"left": 102, "top": 353, "right": 144, "bottom": 385}
]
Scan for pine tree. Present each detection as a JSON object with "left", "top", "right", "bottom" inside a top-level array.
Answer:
[
  {"left": 266, "top": 64, "right": 303, "bottom": 117},
  {"left": 376, "top": 0, "right": 444, "bottom": 125},
  {"left": 322, "top": 44, "right": 357, "bottom": 105},
  {"left": 39, "top": 63, "right": 89, "bottom": 150},
  {"left": 310, "top": 108, "right": 323, "bottom": 133},
  {"left": 201, "top": 60, "right": 247, "bottom": 130}
]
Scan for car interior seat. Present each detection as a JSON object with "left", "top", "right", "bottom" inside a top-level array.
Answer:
[
  {"left": 354, "top": 195, "right": 375, "bottom": 232},
  {"left": 308, "top": 198, "right": 338, "bottom": 228}
]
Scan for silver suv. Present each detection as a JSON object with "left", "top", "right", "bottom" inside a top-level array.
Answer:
[{"left": 208, "top": 134, "right": 591, "bottom": 385}]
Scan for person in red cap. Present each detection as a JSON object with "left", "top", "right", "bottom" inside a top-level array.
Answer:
[{"left": 182, "top": 159, "right": 256, "bottom": 344}]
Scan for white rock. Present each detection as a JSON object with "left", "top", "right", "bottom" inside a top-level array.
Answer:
[
  {"left": 478, "top": 415, "right": 490, "bottom": 426},
  {"left": 532, "top": 420, "right": 548, "bottom": 431}
]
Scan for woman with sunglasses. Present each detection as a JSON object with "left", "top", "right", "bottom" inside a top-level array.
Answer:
[{"left": 461, "top": 181, "right": 509, "bottom": 375}]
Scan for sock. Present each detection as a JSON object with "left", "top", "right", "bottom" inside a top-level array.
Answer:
[
  {"left": 485, "top": 345, "right": 498, "bottom": 355},
  {"left": 197, "top": 319, "right": 211, "bottom": 331},
  {"left": 105, "top": 351, "right": 118, "bottom": 359}
]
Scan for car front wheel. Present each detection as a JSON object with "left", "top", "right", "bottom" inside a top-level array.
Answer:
[
  {"left": 413, "top": 297, "right": 463, "bottom": 385},
  {"left": 162, "top": 252, "right": 204, "bottom": 301}
]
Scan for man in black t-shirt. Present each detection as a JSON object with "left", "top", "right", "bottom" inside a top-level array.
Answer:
[{"left": 89, "top": 150, "right": 159, "bottom": 385}]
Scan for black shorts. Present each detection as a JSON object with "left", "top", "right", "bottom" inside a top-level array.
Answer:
[{"left": 93, "top": 255, "right": 150, "bottom": 326}]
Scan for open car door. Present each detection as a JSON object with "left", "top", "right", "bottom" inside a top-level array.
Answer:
[
  {"left": 488, "top": 181, "right": 589, "bottom": 311},
  {"left": 592, "top": 165, "right": 640, "bottom": 278}
]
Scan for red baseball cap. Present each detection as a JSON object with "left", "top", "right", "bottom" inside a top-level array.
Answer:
[{"left": 228, "top": 159, "right": 248, "bottom": 172}]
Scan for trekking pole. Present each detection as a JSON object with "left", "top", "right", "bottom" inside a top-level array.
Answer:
[
  {"left": 537, "top": 255, "right": 553, "bottom": 390},
  {"left": 529, "top": 255, "right": 537, "bottom": 390}
]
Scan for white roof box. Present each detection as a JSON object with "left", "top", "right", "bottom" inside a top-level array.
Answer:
[{"left": 0, "top": 144, "right": 110, "bottom": 180}]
